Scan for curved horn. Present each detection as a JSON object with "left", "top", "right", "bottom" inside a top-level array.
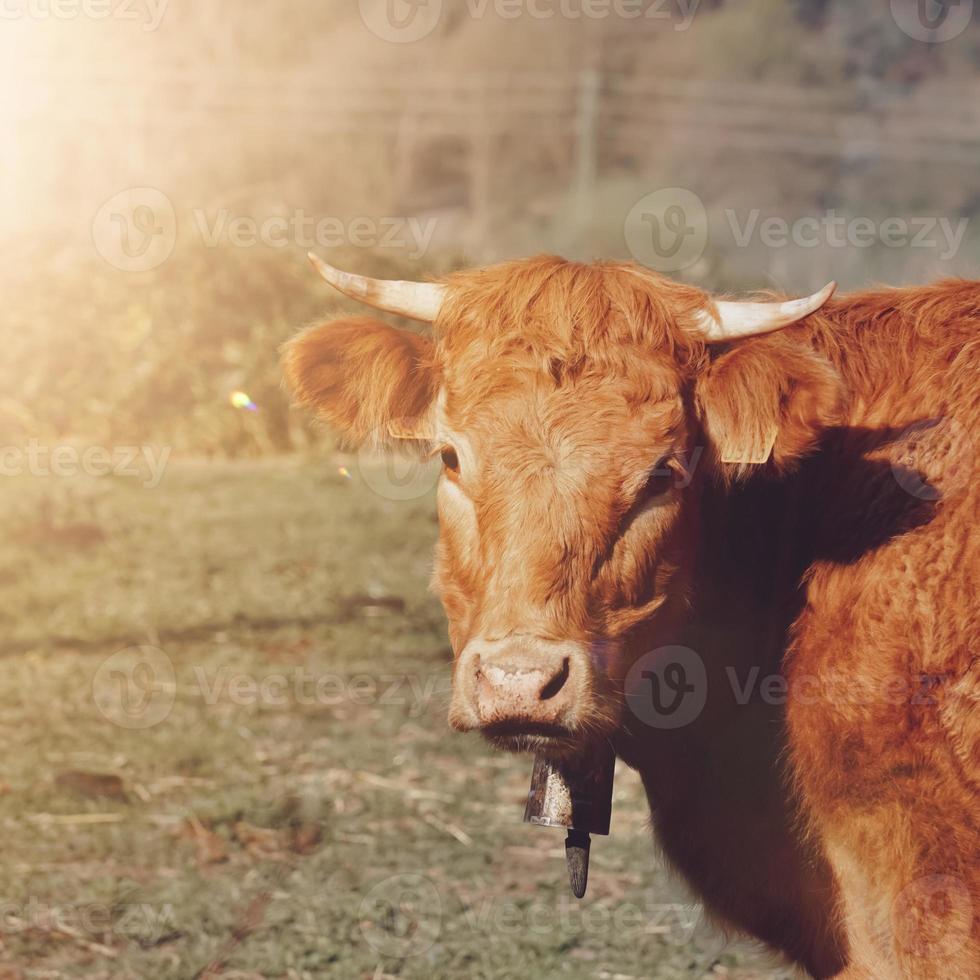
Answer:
[
  {"left": 695, "top": 282, "right": 836, "bottom": 341},
  {"left": 307, "top": 252, "right": 446, "bottom": 322}
]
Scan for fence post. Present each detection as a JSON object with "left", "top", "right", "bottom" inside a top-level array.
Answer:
[
  {"left": 0, "top": 115, "right": 17, "bottom": 227},
  {"left": 572, "top": 68, "right": 600, "bottom": 231},
  {"left": 126, "top": 82, "right": 148, "bottom": 177},
  {"left": 468, "top": 78, "right": 493, "bottom": 256},
  {"left": 393, "top": 108, "right": 418, "bottom": 213}
]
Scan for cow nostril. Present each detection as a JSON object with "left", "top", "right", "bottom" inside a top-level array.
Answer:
[
  {"left": 466, "top": 645, "right": 580, "bottom": 729},
  {"left": 539, "top": 657, "right": 570, "bottom": 701}
]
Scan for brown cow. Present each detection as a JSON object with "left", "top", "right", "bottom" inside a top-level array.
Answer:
[{"left": 284, "top": 254, "right": 979, "bottom": 979}]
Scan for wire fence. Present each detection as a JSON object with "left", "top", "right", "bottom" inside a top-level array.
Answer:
[
  {"left": 13, "top": 65, "right": 980, "bottom": 156},
  {"left": 6, "top": 64, "right": 980, "bottom": 267}
]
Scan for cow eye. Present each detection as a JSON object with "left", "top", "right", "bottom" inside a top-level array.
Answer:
[
  {"left": 640, "top": 456, "right": 676, "bottom": 499},
  {"left": 440, "top": 447, "right": 460, "bottom": 476}
]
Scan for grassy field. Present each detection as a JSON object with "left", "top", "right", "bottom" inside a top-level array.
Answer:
[{"left": 0, "top": 456, "right": 795, "bottom": 979}]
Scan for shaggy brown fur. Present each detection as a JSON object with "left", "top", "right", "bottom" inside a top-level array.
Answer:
[{"left": 283, "top": 256, "right": 979, "bottom": 979}]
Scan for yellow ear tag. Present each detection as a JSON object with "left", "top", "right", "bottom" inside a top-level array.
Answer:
[
  {"left": 719, "top": 425, "right": 778, "bottom": 465},
  {"left": 388, "top": 421, "right": 435, "bottom": 441}
]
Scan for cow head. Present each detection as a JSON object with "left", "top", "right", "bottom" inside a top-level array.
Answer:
[{"left": 284, "top": 255, "right": 843, "bottom": 759}]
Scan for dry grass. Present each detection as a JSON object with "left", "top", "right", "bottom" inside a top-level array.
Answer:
[{"left": 0, "top": 458, "right": 794, "bottom": 979}]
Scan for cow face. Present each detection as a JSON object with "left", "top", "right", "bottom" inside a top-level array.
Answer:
[{"left": 284, "top": 256, "right": 843, "bottom": 758}]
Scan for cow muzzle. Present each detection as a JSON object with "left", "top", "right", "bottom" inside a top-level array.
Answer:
[{"left": 448, "top": 636, "right": 591, "bottom": 744}]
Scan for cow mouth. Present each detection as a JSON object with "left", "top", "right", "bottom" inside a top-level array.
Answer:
[{"left": 481, "top": 721, "right": 585, "bottom": 758}]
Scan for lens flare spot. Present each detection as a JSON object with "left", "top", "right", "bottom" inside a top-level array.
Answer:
[{"left": 230, "top": 390, "right": 259, "bottom": 412}]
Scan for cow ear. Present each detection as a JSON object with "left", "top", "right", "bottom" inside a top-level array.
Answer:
[
  {"left": 694, "top": 335, "right": 845, "bottom": 479},
  {"left": 282, "top": 317, "right": 437, "bottom": 448}
]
